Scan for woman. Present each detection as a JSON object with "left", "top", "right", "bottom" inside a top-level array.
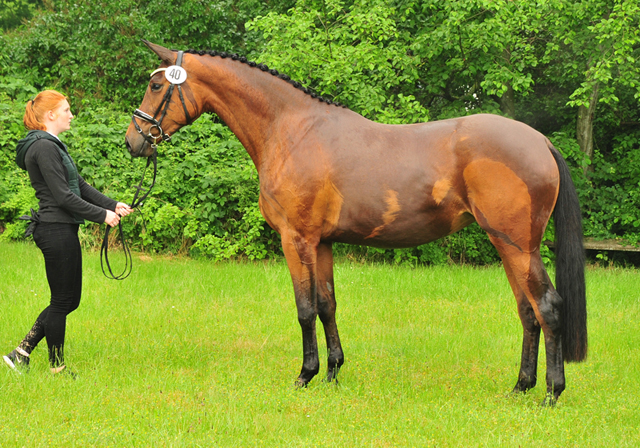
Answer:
[{"left": 3, "top": 90, "right": 132, "bottom": 376}]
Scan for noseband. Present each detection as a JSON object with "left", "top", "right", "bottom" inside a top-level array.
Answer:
[{"left": 131, "top": 50, "right": 193, "bottom": 149}]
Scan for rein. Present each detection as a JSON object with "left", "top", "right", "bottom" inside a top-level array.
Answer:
[
  {"left": 100, "top": 152, "right": 157, "bottom": 280},
  {"left": 101, "top": 51, "right": 190, "bottom": 280}
]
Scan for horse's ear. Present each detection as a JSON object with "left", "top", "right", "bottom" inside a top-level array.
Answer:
[{"left": 142, "top": 39, "right": 175, "bottom": 65}]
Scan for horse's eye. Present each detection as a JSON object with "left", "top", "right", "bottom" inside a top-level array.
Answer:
[{"left": 150, "top": 83, "right": 163, "bottom": 92}]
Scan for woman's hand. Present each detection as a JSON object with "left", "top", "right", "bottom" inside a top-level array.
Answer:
[
  {"left": 104, "top": 209, "right": 120, "bottom": 227},
  {"left": 115, "top": 202, "right": 133, "bottom": 217}
]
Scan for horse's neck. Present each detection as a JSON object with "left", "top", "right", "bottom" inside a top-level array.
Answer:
[{"left": 197, "top": 57, "right": 309, "bottom": 170}]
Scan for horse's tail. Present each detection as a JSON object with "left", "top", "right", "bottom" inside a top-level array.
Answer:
[{"left": 548, "top": 142, "right": 587, "bottom": 362}]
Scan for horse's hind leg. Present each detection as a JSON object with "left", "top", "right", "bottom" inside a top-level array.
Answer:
[
  {"left": 503, "top": 260, "right": 541, "bottom": 393},
  {"left": 316, "top": 242, "right": 344, "bottom": 382},
  {"left": 464, "top": 156, "right": 565, "bottom": 403},
  {"left": 495, "top": 244, "right": 565, "bottom": 404}
]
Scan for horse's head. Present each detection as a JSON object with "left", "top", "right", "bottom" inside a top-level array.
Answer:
[{"left": 125, "top": 40, "right": 199, "bottom": 158}]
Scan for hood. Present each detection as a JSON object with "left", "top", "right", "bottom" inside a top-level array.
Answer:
[{"left": 15, "top": 130, "right": 61, "bottom": 170}]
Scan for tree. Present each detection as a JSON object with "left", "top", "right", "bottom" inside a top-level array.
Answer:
[
  {"left": 396, "top": 0, "right": 549, "bottom": 119},
  {"left": 248, "top": 0, "right": 429, "bottom": 123},
  {"left": 546, "top": 0, "right": 640, "bottom": 173},
  {"left": 0, "top": 0, "right": 294, "bottom": 110},
  {"left": 0, "top": 0, "right": 42, "bottom": 30}
]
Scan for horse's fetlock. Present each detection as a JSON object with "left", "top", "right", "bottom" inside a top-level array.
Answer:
[{"left": 327, "top": 352, "right": 344, "bottom": 369}]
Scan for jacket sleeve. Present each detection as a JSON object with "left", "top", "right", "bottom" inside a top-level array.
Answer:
[
  {"left": 32, "top": 141, "right": 109, "bottom": 224},
  {"left": 78, "top": 175, "right": 118, "bottom": 211}
]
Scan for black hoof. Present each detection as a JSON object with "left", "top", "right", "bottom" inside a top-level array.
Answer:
[
  {"left": 512, "top": 378, "right": 536, "bottom": 394},
  {"left": 324, "top": 366, "right": 340, "bottom": 383},
  {"left": 541, "top": 393, "right": 558, "bottom": 407}
]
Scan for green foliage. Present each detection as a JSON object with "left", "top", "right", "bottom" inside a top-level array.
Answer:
[
  {"left": 0, "top": 85, "right": 37, "bottom": 238},
  {"left": 549, "top": 130, "right": 640, "bottom": 246},
  {"left": 583, "top": 131, "right": 640, "bottom": 243},
  {"left": 559, "top": 0, "right": 640, "bottom": 108},
  {"left": 400, "top": 0, "right": 544, "bottom": 102},
  {"left": 0, "top": 0, "right": 41, "bottom": 30},
  {"left": 0, "top": 0, "right": 294, "bottom": 110},
  {"left": 1, "top": 0, "right": 640, "bottom": 264},
  {"left": 247, "top": 0, "right": 429, "bottom": 123}
]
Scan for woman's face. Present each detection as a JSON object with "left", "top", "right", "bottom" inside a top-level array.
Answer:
[{"left": 46, "top": 99, "right": 74, "bottom": 136}]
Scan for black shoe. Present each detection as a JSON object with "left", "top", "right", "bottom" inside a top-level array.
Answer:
[{"left": 3, "top": 349, "right": 30, "bottom": 373}]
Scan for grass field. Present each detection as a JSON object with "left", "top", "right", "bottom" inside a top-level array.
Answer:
[{"left": 1, "top": 241, "right": 639, "bottom": 447}]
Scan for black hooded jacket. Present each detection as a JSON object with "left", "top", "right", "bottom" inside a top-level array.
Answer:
[{"left": 15, "top": 130, "right": 116, "bottom": 224}]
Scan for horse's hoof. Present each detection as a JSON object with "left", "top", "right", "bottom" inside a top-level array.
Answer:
[
  {"left": 323, "top": 375, "right": 339, "bottom": 385},
  {"left": 324, "top": 367, "right": 340, "bottom": 384},
  {"left": 294, "top": 379, "right": 308, "bottom": 388},
  {"left": 541, "top": 394, "right": 557, "bottom": 407},
  {"left": 510, "top": 387, "right": 526, "bottom": 396}
]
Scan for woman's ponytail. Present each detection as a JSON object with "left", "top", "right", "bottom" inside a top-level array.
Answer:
[{"left": 23, "top": 90, "right": 67, "bottom": 131}]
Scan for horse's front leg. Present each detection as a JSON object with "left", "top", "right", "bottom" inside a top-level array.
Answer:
[
  {"left": 316, "top": 242, "right": 344, "bottom": 382},
  {"left": 281, "top": 234, "right": 320, "bottom": 386}
]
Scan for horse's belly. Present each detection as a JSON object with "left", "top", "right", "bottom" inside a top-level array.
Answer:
[{"left": 328, "top": 206, "right": 474, "bottom": 249}]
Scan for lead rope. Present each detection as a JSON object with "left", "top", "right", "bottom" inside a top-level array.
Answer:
[{"left": 100, "top": 151, "right": 157, "bottom": 280}]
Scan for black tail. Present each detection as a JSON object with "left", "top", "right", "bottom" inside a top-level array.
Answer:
[{"left": 548, "top": 143, "right": 587, "bottom": 362}]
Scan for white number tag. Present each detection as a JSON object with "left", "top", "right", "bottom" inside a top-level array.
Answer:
[{"left": 164, "top": 66, "right": 187, "bottom": 85}]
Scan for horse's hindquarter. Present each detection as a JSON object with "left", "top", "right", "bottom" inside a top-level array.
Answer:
[{"left": 456, "top": 115, "right": 560, "bottom": 251}]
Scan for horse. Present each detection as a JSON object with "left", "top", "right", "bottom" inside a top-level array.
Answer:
[{"left": 125, "top": 41, "right": 587, "bottom": 405}]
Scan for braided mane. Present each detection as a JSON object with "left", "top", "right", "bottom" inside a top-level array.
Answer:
[{"left": 183, "top": 49, "right": 347, "bottom": 108}]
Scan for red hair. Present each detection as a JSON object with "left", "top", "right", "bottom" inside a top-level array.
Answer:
[{"left": 23, "top": 90, "right": 68, "bottom": 131}]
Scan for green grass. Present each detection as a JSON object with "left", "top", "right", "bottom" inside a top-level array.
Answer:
[{"left": 1, "top": 241, "right": 639, "bottom": 447}]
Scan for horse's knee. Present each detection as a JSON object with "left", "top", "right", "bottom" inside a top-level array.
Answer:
[
  {"left": 296, "top": 293, "right": 317, "bottom": 326},
  {"left": 317, "top": 297, "right": 336, "bottom": 323},
  {"left": 297, "top": 308, "right": 316, "bottom": 329}
]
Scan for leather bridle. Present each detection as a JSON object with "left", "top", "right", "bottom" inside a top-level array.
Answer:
[{"left": 131, "top": 50, "right": 193, "bottom": 151}]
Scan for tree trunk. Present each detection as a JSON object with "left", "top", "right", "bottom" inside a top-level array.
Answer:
[
  {"left": 499, "top": 83, "right": 515, "bottom": 118},
  {"left": 576, "top": 84, "right": 599, "bottom": 176}
]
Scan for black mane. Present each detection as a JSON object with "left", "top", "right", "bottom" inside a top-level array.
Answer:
[{"left": 183, "top": 49, "right": 347, "bottom": 108}]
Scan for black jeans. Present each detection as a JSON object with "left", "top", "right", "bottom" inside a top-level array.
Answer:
[{"left": 20, "top": 222, "right": 82, "bottom": 367}]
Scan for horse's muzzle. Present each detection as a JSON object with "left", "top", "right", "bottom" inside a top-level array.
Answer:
[{"left": 125, "top": 135, "right": 150, "bottom": 158}]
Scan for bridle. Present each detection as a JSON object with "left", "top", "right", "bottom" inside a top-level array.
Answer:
[
  {"left": 131, "top": 50, "right": 193, "bottom": 151},
  {"left": 102, "top": 50, "right": 192, "bottom": 280}
]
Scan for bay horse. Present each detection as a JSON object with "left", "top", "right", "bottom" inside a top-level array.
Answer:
[{"left": 125, "top": 41, "right": 587, "bottom": 404}]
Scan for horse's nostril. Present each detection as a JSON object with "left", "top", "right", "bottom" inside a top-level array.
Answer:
[{"left": 125, "top": 137, "right": 132, "bottom": 154}]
